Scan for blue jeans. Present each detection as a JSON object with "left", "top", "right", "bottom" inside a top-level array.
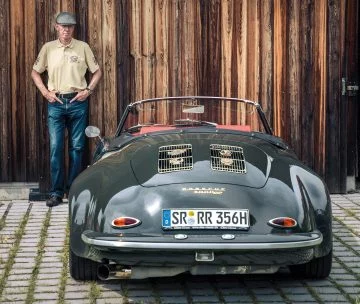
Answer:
[{"left": 47, "top": 98, "right": 88, "bottom": 198}]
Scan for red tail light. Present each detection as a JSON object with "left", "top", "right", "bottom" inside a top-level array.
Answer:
[
  {"left": 111, "top": 217, "right": 141, "bottom": 228},
  {"left": 268, "top": 217, "right": 297, "bottom": 228}
]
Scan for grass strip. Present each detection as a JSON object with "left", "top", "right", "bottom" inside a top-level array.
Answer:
[
  {"left": 328, "top": 275, "right": 356, "bottom": 304},
  {"left": 272, "top": 282, "right": 292, "bottom": 304},
  {"left": 89, "top": 281, "right": 102, "bottom": 304},
  {"left": 333, "top": 233, "right": 360, "bottom": 259},
  {"left": 57, "top": 217, "right": 70, "bottom": 304},
  {"left": 0, "top": 203, "right": 32, "bottom": 299},
  {"left": 242, "top": 279, "right": 259, "bottom": 304},
  {"left": 150, "top": 280, "right": 162, "bottom": 304},
  {"left": 332, "top": 254, "right": 360, "bottom": 284},
  {"left": 332, "top": 216, "right": 359, "bottom": 238},
  {"left": 25, "top": 208, "right": 51, "bottom": 303},
  {"left": 0, "top": 203, "right": 13, "bottom": 231},
  {"left": 301, "top": 281, "right": 324, "bottom": 303}
]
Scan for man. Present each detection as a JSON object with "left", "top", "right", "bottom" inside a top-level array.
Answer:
[{"left": 31, "top": 12, "right": 102, "bottom": 207}]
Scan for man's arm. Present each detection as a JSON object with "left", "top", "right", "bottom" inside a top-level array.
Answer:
[
  {"left": 31, "top": 69, "right": 62, "bottom": 103},
  {"left": 31, "top": 69, "right": 49, "bottom": 97},
  {"left": 70, "top": 68, "right": 102, "bottom": 102},
  {"left": 87, "top": 69, "right": 102, "bottom": 91}
]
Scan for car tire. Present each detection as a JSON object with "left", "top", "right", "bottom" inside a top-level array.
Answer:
[
  {"left": 289, "top": 250, "right": 332, "bottom": 279},
  {"left": 69, "top": 249, "right": 99, "bottom": 281}
]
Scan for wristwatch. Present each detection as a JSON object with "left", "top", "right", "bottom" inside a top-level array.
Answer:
[{"left": 85, "top": 87, "right": 93, "bottom": 94}]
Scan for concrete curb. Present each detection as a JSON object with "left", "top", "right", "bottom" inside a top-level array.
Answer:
[{"left": 0, "top": 183, "right": 38, "bottom": 201}]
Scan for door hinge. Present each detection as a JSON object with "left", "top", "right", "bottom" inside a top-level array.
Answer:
[{"left": 342, "top": 78, "right": 359, "bottom": 96}]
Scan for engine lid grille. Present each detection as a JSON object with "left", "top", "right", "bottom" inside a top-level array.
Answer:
[
  {"left": 210, "top": 144, "right": 246, "bottom": 173},
  {"left": 158, "top": 144, "right": 193, "bottom": 173}
]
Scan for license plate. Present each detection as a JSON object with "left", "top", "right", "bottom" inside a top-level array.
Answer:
[{"left": 162, "top": 209, "right": 249, "bottom": 230}]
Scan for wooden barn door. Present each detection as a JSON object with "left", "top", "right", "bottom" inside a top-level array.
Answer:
[
  {"left": 325, "top": 0, "right": 359, "bottom": 193},
  {"left": 344, "top": 0, "right": 360, "bottom": 192}
]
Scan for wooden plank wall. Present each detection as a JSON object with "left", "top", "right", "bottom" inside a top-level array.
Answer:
[{"left": 0, "top": 0, "right": 357, "bottom": 194}]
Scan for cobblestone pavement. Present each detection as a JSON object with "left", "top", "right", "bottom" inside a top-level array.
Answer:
[{"left": 0, "top": 194, "right": 359, "bottom": 304}]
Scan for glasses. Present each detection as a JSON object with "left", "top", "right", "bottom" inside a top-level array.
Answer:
[{"left": 57, "top": 24, "right": 75, "bottom": 29}]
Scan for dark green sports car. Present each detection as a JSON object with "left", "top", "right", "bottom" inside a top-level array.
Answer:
[{"left": 69, "top": 96, "right": 332, "bottom": 281}]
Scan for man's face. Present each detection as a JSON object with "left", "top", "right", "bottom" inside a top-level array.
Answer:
[{"left": 55, "top": 24, "right": 75, "bottom": 41}]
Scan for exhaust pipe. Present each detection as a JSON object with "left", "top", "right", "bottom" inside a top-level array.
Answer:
[
  {"left": 98, "top": 264, "right": 189, "bottom": 280},
  {"left": 97, "top": 264, "right": 132, "bottom": 280}
]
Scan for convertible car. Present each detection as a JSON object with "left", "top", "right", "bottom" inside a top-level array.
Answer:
[{"left": 69, "top": 96, "right": 332, "bottom": 281}]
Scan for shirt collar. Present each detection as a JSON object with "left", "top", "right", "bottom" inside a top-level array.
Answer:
[{"left": 57, "top": 39, "right": 74, "bottom": 48}]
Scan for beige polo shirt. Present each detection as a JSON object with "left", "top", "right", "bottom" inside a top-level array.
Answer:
[{"left": 33, "top": 38, "right": 99, "bottom": 93}]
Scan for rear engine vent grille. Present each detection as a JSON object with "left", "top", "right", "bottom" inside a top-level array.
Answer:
[
  {"left": 158, "top": 144, "right": 193, "bottom": 173},
  {"left": 210, "top": 144, "right": 246, "bottom": 173}
]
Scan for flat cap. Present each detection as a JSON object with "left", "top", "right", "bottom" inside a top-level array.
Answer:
[{"left": 56, "top": 12, "right": 76, "bottom": 25}]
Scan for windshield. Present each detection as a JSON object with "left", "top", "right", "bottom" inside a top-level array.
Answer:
[{"left": 119, "top": 97, "right": 269, "bottom": 135}]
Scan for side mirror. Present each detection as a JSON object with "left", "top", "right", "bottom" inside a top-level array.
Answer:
[{"left": 85, "top": 126, "right": 101, "bottom": 138}]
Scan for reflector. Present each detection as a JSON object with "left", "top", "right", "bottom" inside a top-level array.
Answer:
[
  {"left": 268, "top": 217, "right": 297, "bottom": 228},
  {"left": 112, "top": 217, "right": 141, "bottom": 228}
]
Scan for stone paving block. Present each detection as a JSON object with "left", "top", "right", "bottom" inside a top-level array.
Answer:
[
  {"left": 2, "top": 286, "right": 28, "bottom": 295},
  {"left": 96, "top": 299, "right": 127, "bottom": 304},
  {"left": 222, "top": 294, "right": 253, "bottom": 303},
  {"left": 286, "top": 293, "right": 317, "bottom": 302},
  {"left": 37, "top": 272, "right": 62, "bottom": 280},
  {"left": 331, "top": 280, "right": 360, "bottom": 287},
  {"left": 12, "top": 261, "right": 36, "bottom": 269},
  {"left": 252, "top": 287, "right": 279, "bottom": 295},
  {"left": 38, "top": 267, "right": 63, "bottom": 274},
  {"left": 99, "top": 282, "right": 124, "bottom": 292},
  {"left": 35, "top": 278, "right": 60, "bottom": 286},
  {"left": 155, "top": 288, "right": 186, "bottom": 297},
  {"left": 34, "top": 292, "right": 61, "bottom": 301},
  {"left": 253, "top": 294, "right": 286, "bottom": 302},
  {"left": 1, "top": 293, "right": 27, "bottom": 302},
  {"left": 157, "top": 298, "right": 189, "bottom": 304},
  {"left": 96, "top": 289, "right": 123, "bottom": 298},
  {"left": 64, "top": 291, "right": 90, "bottom": 300},
  {"left": 126, "top": 289, "right": 158, "bottom": 297},
  {"left": 318, "top": 293, "right": 350, "bottom": 302},
  {"left": 6, "top": 273, "right": 32, "bottom": 281},
  {"left": 65, "top": 284, "right": 91, "bottom": 292},
  {"left": 330, "top": 273, "right": 357, "bottom": 280},
  {"left": 304, "top": 279, "right": 333, "bottom": 287},
  {"left": 186, "top": 294, "right": 221, "bottom": 303},
  {"left": 5, "top": 280, "right": 31, "bottom": 288},
  {"left": 35, "top": 285, "right": 61, "bottom": 293},
  {"left": 63, "top": 300, "right": 89, "bottom": 304},
  {"left": 39, "top": 261, "right": 63, "bottom": 268}
]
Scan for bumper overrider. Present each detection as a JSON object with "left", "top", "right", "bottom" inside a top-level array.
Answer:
[{"left": 80, "top": 230, "right": 324, "bottom": 279}]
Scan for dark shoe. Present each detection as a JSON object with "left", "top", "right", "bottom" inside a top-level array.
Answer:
[{"left": 46, "top": 195, "right": 63, "bottom": 207}]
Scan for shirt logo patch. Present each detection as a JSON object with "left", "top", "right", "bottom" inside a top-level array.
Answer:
[{"left": 69, "top": 56, "right": 79, "bottom": 63}]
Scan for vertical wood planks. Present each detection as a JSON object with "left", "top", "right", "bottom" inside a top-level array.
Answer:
[
  {"left": 287, "top": 0, "right": 301, "bottom": 154},
  {"left": 117, "top": 0, "right": 131, "bottom": 113},
  {"left": 0, "top": 0, "right": 357, "bottom": 194},
  {"left": 102, "top": 0, "right": 117, "bottom": 135},
  {"left": 24, "top": 0, "right": 38, "bottom": 180},
  {"left": 273, "top": 0, "right": 286, "bottom": 138},
  {"left": 313, "top": 0, "right": 327, "bottom": 176},
  {"left": 0, "top": 0, "right": 11, "bottom": 181},
  {"left": 258, "top": 0, "right": 273, "bottom": 125},
  {"left": 10, "top": 0, "right": 26, "bottom": 180},
  {"left": 88, "top": 0, "right": 104, "bottom": 134},
  {"left": 326, "top": 0, "right": 346, "bottom": 192}
]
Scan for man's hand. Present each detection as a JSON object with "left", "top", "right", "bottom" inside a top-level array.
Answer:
[
  {"left": 70, "top": 89, "right": 91, "bottom": 103},
  {"left": 44, "top": 91, "right": 63, "bottom": 104}
]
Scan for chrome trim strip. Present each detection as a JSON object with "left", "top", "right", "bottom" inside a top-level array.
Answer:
[{"left": 81, "top": 233, "right": 323, "bottom": 250}]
